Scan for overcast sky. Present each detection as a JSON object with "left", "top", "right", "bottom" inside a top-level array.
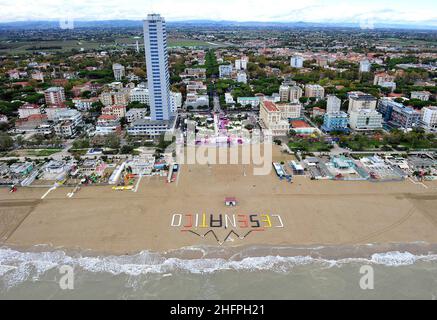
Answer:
[{"left": 0, "top": 0, "right": 436, "bottom": 26}]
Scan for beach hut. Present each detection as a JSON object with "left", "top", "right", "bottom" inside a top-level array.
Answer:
[{"left": 225, "top": 197, "right": 237, "bottom": 207}]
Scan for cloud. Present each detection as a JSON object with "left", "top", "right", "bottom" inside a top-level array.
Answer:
[{"left": 0, "top": 0, "right": 436, "bottom": 25}]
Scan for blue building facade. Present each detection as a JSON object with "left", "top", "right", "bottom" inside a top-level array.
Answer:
[
  {"left": 321, "top": 112, "right": 349, "bottom": 133},
  {"left": 391, "top": 104, "right": 421, "bottom": 130},
  {"left": 143, "top": 14, "right": 172, "bottom": 122},
  {"left": 377, "top": 98, "right": 421, "bottom": 130},
  {"left": 377, "top": 98, "right": 399, "bottom": 122}
]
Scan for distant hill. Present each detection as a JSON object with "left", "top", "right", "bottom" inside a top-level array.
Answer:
[
  {"left": 0, "top": 20, "right": 143, "bottom": 29},
  {"left": 0, "top": 19, "right": 436, "bottom": 31}
]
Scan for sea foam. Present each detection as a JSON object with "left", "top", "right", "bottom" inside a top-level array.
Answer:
[{"left": 1, "top": 247, "right": 437, "bottom": 289}]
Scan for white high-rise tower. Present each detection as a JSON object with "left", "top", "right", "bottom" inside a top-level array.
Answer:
[{"left": 143, "top": 14, "right": 172, "bottom": 121}]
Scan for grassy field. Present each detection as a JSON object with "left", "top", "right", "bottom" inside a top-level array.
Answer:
[
  {"left": 0, "top": 39, "right": 103, "bottom": 54},
  {"left": 0, "top": 37, "right": 224, "bottom": 54},
  {"left": 168, "top": 39, "right": 218, "bottom": 47},
  {"left": 114, "top": 37, "right": 221, "bottom": 48},
  {"left": 379, "top": 38, "right": 437, "bottom": 47},
  {"left": 289, "top": 140, "right": 333, "bottom": 152},
  {"left": 25, "top": 149, "right": 63, "bottom": 157}
]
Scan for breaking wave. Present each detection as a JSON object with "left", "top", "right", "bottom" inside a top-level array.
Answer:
[{"left": 1, "top": 246, "right": 437, "bottom": 289}]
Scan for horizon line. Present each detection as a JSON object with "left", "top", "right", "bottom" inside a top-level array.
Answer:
[{"left": 0, "top": 18, "right": 436, "bottom": 28}]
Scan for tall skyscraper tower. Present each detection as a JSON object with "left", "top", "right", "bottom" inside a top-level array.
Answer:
[{"left": 143, "top": 14, "right": 172, "bottom": 121}]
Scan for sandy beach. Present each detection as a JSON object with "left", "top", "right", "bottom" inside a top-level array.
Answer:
[{"left": 1, "top": 147, "right": 437, "bottom": 255}]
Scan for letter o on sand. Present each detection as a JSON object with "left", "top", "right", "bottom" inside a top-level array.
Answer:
[{"left": 171, "top": 214, "right": 183, "bottom": 227}]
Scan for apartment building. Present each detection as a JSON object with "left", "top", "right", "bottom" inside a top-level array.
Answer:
[
  {"left": 235, "top": 56, "right": 249, "bottom": 70},
  {"left": 18, "top": 104, "right": 42, "bottom": 119},
  {"left": 237, "top": 72, "right": 247, "bottom": 84},
  {"left": 279, "top": 85, "right": 291, "bottom": 102},
  {"left": 290, "top": 56, "right": 304, "bottom": 68},
  {"left": 101, "top": 105, "right": 127, "bottom": 119},
  {"left": 181, "top": 68, "right": 207, "bottom": 80},
  {"left": 127, "top": 118, "right": 172, "bottom": 136},
  {"left": 390, "top": 104, "right": 421, "bottom": 130},
  {"left": 219, "top": 64, "right": 233, "bottom": 79},
  {"left": 422, "top": 106, "right": 437, "bottom": 130},
  {"left": 100, "top": 90, "right": 130, "bottom": 107},
  {"left": 237, "top": 97, "right": 261, "bottom": 108},
  {"left": 348, "top": 92, "right": 378, "bottom": 114},
  {"left": 326, "top": 95, "right": 342, "bottom": 114},
  {"left": 305, "top": 84, "right": 325, "bottom": 99},
  {"left": 44, "top": 87, "right": 65, "bottom": 106},
  {"left": 289, "top": 86, "right": 303, "bottom": 102},
  {"left": 276, "top": 102, "right": 302, "bottom": 119},
  {"left": 112, "top": 63, "right": 126, "bottom": 81},
  {"left": 359, "top": 60, "right": 371, "bottom": 73},
  {"left": 126, "top": 108, "right": 148, "bottom": 123},
  {"left": 171, "top": 92, "right": 183, "bottom": 112},
  {"left": 225, "top": 93, "right": 235, "bottom": 105},
  {"left": 130, "top": 87, "right": 150, "bottom": 105},
  {"left": 95, "top": 115, "right": 122, "bottom": 135},
  {"left": 45, "top": 106, "right": 69, "bottom": 121},
  {"left": 72, "top": 97, "right": 99, "bottom": 111},
  {"left": 186, "top": 93, "right": 209, "bottom": 108},
  {"left": 411, "top": 91, "right": 431, "bottom": 101}
]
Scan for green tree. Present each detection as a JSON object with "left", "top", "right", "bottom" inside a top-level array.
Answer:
[
  {"left": 0, "top": 122, "right": 9, "bottom": 132},
  {"left": 120, "top": 145, "right": 134, "bottom": 154},
  {"left": 157, "top": 133, "right": 175, "bottom": 150},
  {"left": 205, "top": 50, "right": 219, "bottom": 78},
  {"left": 104, "top": 134, "right": 121, "bottom": 150},
  {"left": 90, "top": 101, "right": 104, "bottom": 113},
  {"left": 81, "top": 91, "right": 92, "bottom": 99},
  {"left": 299, "top": 97, "right": 309, "bottom": 104},
  {"left": 73, "top": 138, "right": 90, "bottom": 149},
  {"left": 0, "top": 133, "right": 13, "bottom": 151}
]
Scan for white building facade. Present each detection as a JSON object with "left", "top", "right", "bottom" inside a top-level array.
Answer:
[
  {"left": 422, "top": 106, "right": 437, "bottom": 130},
  {"left": 237, "top": 72, "right": 247, "bottom": 84},
  {"left": 349, "top": 109, "right": 383, "bottom": 131},
  {"left": 219, "top": 64, "right": 233, "bottom": 78},
  {"left": 305, "top": 84, "right": 325, "bottom": 99},
  {"left": 290, "top": 56, "right": 304, "bottom": 68},
  {"left": 112, "top": 63, "right": 126, "bottom": 81},
  {"left": 130, "top": 87, "right": 150, "bottom": 105},
  {"left": 359, "top": 60, "right": 371, "bottom": 73},
  {"left": 327, "top": 95, "right": 341, "bottom": 114}
]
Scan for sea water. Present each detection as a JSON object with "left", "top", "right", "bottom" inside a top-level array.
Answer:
[{"left": 1, "top": 244, "right": 437, "bottom": 300}]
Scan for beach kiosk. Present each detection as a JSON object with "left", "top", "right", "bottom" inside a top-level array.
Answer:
[{"left": 225, "top": 197, "right": 237, "bottom": 207}]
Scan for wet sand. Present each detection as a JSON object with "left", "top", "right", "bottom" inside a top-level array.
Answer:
[{"left": 1, "top": 155, "right": 437, "bottom": 255}]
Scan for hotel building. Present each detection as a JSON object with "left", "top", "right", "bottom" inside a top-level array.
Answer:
[{"left": 259, "top": 100, "right": 290, "bottom": 136}]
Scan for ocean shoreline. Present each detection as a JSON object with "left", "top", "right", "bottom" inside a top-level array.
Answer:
[
  {"left": 2, "top": 243, "right": 437, "bottom": 299},
  {"left": 3, "top": 241, "right": 437, "bottom": 262}
]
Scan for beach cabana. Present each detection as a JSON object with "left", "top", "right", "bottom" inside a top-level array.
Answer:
[{"left": 225, "top": 197, "right": 237, "bottom": 207}]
